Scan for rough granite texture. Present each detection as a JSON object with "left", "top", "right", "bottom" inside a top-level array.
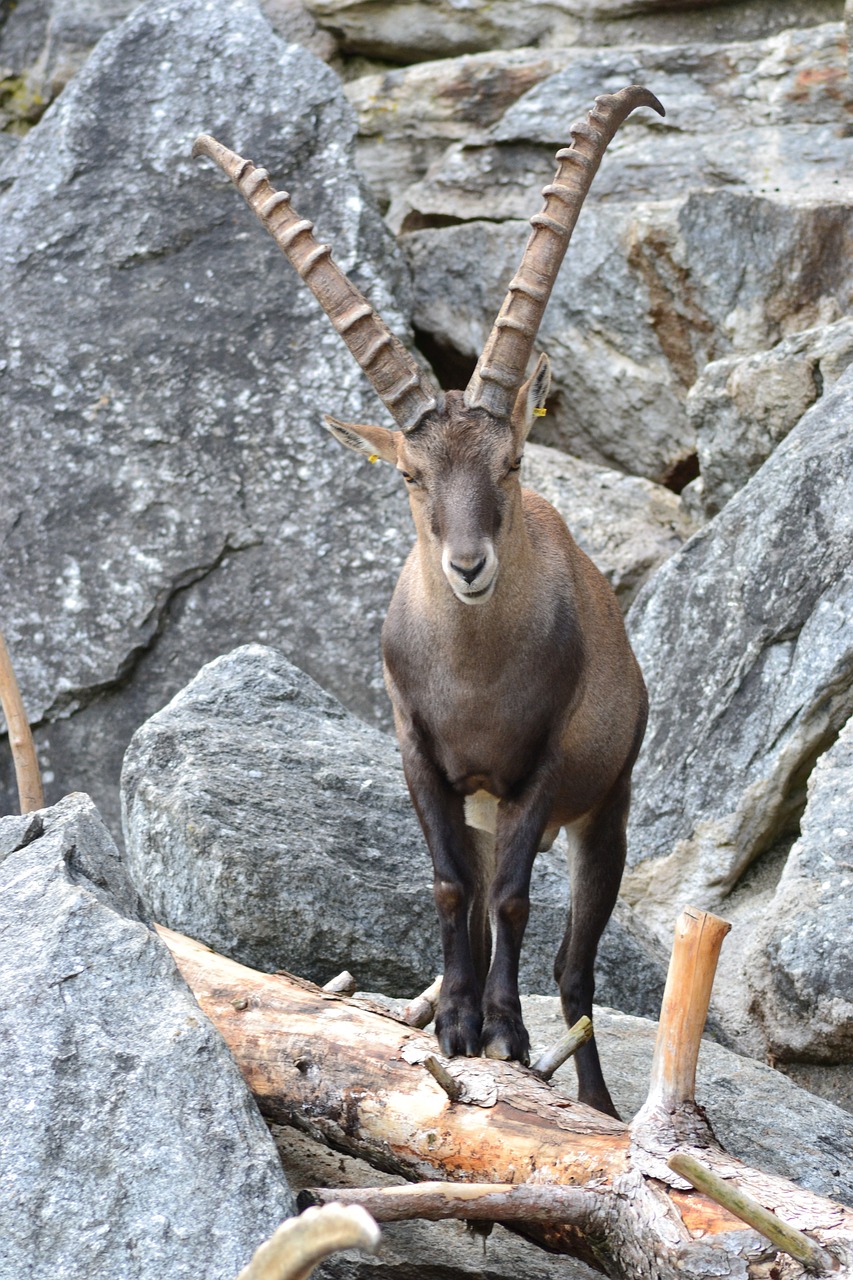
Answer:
[
  {"left": 302, "top": 0, "right": 842, "bottom": 62},
  {"left": 685, "top": 317, "right": 853, "bottom": 516},
  {"left": 0, "top": 793, "right": 295, "bottom": 1280},
  {"left": 0, "top": 0, "right": 417, "bottom": 834},
  {"left": 746, "top": 715, "right": 853, "bottom": 1063},
  {"left": 398, "top": 24, "right": 853, "bottom": 481},
  {"left": 122, "top": 644, "right": 669, "bottom": 1014},
  {"left": 623, "top": 364, "right": 853, "bottom": 947}
]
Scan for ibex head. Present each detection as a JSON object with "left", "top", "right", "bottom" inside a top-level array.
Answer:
[
  {"left": 324, "top": 359, "right": 549, "bottom": 604},
  {"left": 193, "top": 87, "right": 663, "bottom": 605}
]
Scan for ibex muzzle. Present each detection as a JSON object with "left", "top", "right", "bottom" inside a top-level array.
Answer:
[{"left": 194, "top": 84, "right": 663, "bottom": 1116}]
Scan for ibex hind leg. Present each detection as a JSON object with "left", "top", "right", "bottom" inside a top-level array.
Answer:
[{"left": 554, "top": 777, "right": 630, "bottom": 1119}]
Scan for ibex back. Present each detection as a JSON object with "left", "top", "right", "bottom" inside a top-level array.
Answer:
[{"left": 194, "top": 84, "right": 662, "bottom": 1116}]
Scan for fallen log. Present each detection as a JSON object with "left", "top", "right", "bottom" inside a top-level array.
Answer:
[{"left": 159, "top": 913, "right": 853, "bottom": 1279}]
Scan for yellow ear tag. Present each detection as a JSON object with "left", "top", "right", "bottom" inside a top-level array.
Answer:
[
  {"left": 533, "top": 407, "right": 547, "bottom": 417},
  {"left": 368, "top": 454, "right": 379, "bottom": 464}
]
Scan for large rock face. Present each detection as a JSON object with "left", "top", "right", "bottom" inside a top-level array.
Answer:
[
  {"left": 746, "top": 715, "right": 853, "bottom": 1064},
  {"left": 122, "top": 644, "right": 669, "bottom": 1015},
  {"left": 391, "top": 24, "right": 853, "bottom": 483},
  {"left": 0, "top": 0, "right": 418, "bottom": 835},
  {"left": 0, "top": 793, "right": 295, "bottom": 1280},
  {"left": 623, "top": 365, "right": 853, "bottom": 956},
  {"left": 303, "top": 0, "right": 841, "bottom": 62},
  {"left": 686, "top": 318, "right": 853, "bottom": 516},
  {"left": 0, "top": 0, "right": 692, "bottom": 839}
]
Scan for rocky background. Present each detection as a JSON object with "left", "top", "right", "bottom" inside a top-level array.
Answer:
[{"left": 2, "top": 0, "right": 853, "bottom": 1276}]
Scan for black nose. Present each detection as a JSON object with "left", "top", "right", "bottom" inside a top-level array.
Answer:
[{"left": 450, "top": 558, "right": 486, "bottom": 585}]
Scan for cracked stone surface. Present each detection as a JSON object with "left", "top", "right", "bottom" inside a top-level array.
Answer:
[
  {"left": 396, "top": 23, "right": 853, "bottom": 482},
  {"left": 745, "top": 714, "right": 853, "bottom": 1063},
  {"left": 685, "top": 317, "right": 853, "bottom": 517},
  {"left": 0, "top": 0, "right": 419, "bottom": 835},
  {"left": 0, "top": 792, "right": 296, "bottom": 1279},
  {"left": 302, "top": 0, "right": 842, "bottom": 63},
  {"left": 122, "top": 643, "right": 669, "bottom": 1015},
  {"left": 622, "top": 363, "right": 853, "bottom": 942}
]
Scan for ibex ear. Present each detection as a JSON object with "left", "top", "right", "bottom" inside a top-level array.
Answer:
[
  {"left": 323, "top": 415, "right": 399, "bottom": 466},
  {"left": 512, "top": 353, "right": 551, "bottom": 445}
]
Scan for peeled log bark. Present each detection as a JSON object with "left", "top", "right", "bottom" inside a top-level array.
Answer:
[{"left": 159, "top": 925, "right": 853, "bottom": 1279}]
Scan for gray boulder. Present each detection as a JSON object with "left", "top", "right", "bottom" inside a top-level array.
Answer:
[
  {"left": 746, "top": 714, "right": 853, "bottom": 1063},
  {"left": 686, "top": 318, "right": 853, "bottom": 517},
  {"left": 0, "top": 0, "right": 418, "bottom": 836},
  {"left": 0, "top": 0, "right": 332, "bottom": 117},
  {"left": 302, "top": 0, "right": 842, "bottom": 63},
  {"left": 395, "top": 23, "right": 851, "bottom": 224},
  {"left": 0, "top": 792, "right": 295, "bottom": 1280},
  {"left": 623, "top": 363, "right": 853, "bottom": 944},
  {"left": 524, "top": 998, "right": 853, "bottom": 1207},
  {"left": 398, "top": 24, "right": 853, "bottom": 483},
  {"left": 344, "top": 47, "right": 571, "bottom": 214},
  {"left": 122, "top": 644, "right": 669, "bottom": 1014}
]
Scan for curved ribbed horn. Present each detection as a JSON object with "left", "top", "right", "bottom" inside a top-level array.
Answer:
[
  {"left": 464, "top": 86, "right": 665, "bottom": 419},
  {"left": 192, "top": 134, "right": 440, "bottom": 433}
]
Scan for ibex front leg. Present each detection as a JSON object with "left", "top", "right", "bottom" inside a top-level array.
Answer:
[
  {"left": 400, "top": 741, "right": 484, "bottom": 1057},
  {"left": 480, "top": 783, "right": 556, "bottom": 1064}
]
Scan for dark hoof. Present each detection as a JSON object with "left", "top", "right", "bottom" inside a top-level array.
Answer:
[
  {"left": 481, "top": 1014, "right": 530, "bottom": 1065},
  {"left": 435, "top": 1005, "right": 482, "bottom": 1058}
]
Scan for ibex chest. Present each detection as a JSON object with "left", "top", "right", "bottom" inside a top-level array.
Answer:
[{"left": 384, "top": 613, "right": 579, "bottom": 798}]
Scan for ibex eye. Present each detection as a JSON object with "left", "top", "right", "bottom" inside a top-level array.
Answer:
[
  {"left": 509, "top": 456, "right": 523, "bottom": 472},
  {"left": 401, "top": 471, "right": 417, "bottom": 485}
]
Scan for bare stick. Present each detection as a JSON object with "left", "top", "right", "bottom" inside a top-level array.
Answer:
[
  {"left": 402, "top": 975, "right": 442, "bottom": 1028},
  {"left": 530, "top": 1017, "right": 593, "bottom": 1081},
  {"left": 236, "top": 1204, "right": 380, "bottom": 1280},
  {"left": 321, "top": 971, "right": 357, "bottom": 996},
  {"left": 0, "top": 630, "right": 43, "bottom": 814},
  {"left": 299, "top": 1182, "right": 595, "bottom": 1228},
  {"left": 644, "top": 907, "right": 730, "bottom": 1111},
  {"left": 668, "top": 1154, "right": 837, "bottom": 1275},
  {"left": 422, "top": 1054, "right": 462, "bottom": 1102}
]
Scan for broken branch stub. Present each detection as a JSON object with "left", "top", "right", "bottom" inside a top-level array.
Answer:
[
  {"left": 530, "top": 1016, "right": 593, "bottom": 1081},
  {"left": 298, "top": 1182, "right": 596, "bottom": 1228},
  {"left": 0, "top": 630, "right": 43, "bottom": 815},
  {"left": 643, "top": 907, "right": 731, "bottom": 1112},
  {"left": 668, "top": 1153, "right": 838, "bottom": 1275},
  {"left": 402, "top": 975, "right": 442, "bottom": 1028}
]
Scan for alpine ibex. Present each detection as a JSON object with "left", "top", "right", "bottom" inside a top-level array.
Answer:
[{"left": 193, "top": 84, "right": 662, "bottom": 1116}]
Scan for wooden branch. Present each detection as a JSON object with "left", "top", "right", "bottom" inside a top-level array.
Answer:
[
  {"left": 402, "top": 975, "right": 442, "bottom": 1028},
  {"left": 645, "top": 907, "right": 731, "bottom": 1112},
  {"left": 236, "top": 1204, "right": 380, "bottom": 1280},
  {"left": 321, "top": 971, "right": 357, "bottom": 996},
  {"left": 158, "top": 925, "right": 853, "bottom": 1280},
  {"left": 530, "top": 1016, "right": 592, "bottom": 1080},
  {"left": 422, "top": 1054, "right": 462, "bottom": 1101},
  {"left": 669, "top": 1154, "right": 838, "bottom": 1275},
  {"left": 0, "top": 630, "right": 43, "bottom": 814},
  {"left": 298, "top": 1182, "right": 596, "bottom": 1227},
  {"left": 631, "top": 908, "right": 732, "bottom": 1183}
]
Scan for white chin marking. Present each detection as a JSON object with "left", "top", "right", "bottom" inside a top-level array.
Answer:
[{"left": 452, "top": 579, "right": 496, "bottom": 605}]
